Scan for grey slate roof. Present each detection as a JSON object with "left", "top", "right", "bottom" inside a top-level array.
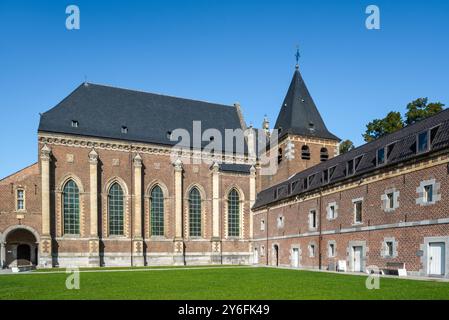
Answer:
[
  {"left": 254, "top": 108, "right": 449, "bottom": 210},
  {"left": 274, "top": 68, "right": 340, "bottom": 141},
  {"left": 38, "top": 83, "right": 246, "bottom": 154}
]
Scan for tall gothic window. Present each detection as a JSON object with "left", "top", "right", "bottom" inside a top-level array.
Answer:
[
  {"left": 189, "top": 187, "right": 202, "bottom": 237},
  {"left": 150, "top": 185, "right": 164, "bottom": 236},
  {"left": 63, "top": 180, "right": 80, "bottom": 235},
  {"left": 227, "top": 189, "right": 240, "bottom": 237},
  {"left": 108, "top": 182, "right": 124, "bottom": 236}
]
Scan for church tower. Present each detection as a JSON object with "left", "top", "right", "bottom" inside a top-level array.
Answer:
[{"left": 260, "top": 62, "right": 340, "bottom": 189}]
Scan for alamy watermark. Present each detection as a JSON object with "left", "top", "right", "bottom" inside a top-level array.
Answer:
[
  {"left": 66, "top": 5, "right": 80, "bottom": 30},
  {"left": 366, "top": 5, "right": 380, "bottom": 30},
  {"left": 66, "top": 266, "right": 80, "bottom": 290}
]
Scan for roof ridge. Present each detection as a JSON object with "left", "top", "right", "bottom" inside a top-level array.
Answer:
[{"left": 84, "top": 82, "right": 236, "bottom": 110}]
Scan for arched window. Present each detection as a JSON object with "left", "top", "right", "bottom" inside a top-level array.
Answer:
[
  {"left": 108, "top": 182, "right": 124, "bottom": 236},
  {"left": 227, "top": 189, "right": 240, "bottom": 237},
  {"left": 320, "top": 148, "right": 329, "bottom": 162},
  {"left": 63, "top": 180, "right": 80, "bottom": 235},
  {"left": 189, "top": 187, "right": 202, "bottom": 237},
  {"left": 301, "top": 145, "right": 311, "bottom": 160},
  {"left": 150, "top": 185, "right": 164, "bottom": 236}
]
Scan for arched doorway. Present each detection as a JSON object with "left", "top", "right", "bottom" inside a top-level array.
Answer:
[{"left": 4, "top": 227, "right": 39, "bottom": 268}]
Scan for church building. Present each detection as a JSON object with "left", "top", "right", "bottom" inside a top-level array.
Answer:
[{"left": 1, "top": 62, "right": 449, "bottom": 278}]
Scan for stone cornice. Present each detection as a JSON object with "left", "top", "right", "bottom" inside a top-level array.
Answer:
[{"left": 38, "top": 132, "right": 257, "bottom": 165}]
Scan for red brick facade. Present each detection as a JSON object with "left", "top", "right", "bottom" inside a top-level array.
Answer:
[{"left": 253, "top": 152, "right": 449, "bottom": 277}]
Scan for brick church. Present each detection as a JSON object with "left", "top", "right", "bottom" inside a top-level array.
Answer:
[{"left": 1, "top": 63, "right": 449, "bottom": 278}]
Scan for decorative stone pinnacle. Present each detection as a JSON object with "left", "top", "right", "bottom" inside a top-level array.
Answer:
[
  {"left": 173, "top": 158, "right": 183, "bottom": 171},
  {"left": 40, "top": 144, "right": 51, "bottom": 160},
  {"left": 212, "top": 161, "right": 220, "bottom": 173},
  {"left": 88, "top": 148, "right": 98, "bottom": 164},
  {"left": 133, "top": 153, "right": 143, "bottom": 167},
  {"left": 250, "top": 165, "right": 256, "bottom": 175}
]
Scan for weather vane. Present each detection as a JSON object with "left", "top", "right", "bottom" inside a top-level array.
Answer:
[{"left": 295, "top": 45, "right": 300, "bottom": 68}]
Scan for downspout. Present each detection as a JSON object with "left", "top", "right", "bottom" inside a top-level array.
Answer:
[
  {"left": 130, "top": 147, "right": 134, "bottom": 267},
  {"left": 318, "top": 190, "right": 323, "bottom": 270},
  {"left": 266, "top": 207, "right": 269, "bottom": 266}
]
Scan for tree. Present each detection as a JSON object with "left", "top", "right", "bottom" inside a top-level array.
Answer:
[
  {"left": 363, "top": 111, "right": 403, "bottom": 142},
  {"left": 405, "top": 98, "right": 445, "bottom": 125},
  {"left": 339, "top": 140, "right": 355, "bottom": 154}
]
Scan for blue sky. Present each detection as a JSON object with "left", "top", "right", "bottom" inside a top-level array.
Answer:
[{"left": 1, "top": 0, "right": 448, "bottom": 178}]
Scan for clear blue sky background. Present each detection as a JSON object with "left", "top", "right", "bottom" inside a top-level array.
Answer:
[{"left": 1, "top": 0, "right": 448, "bottom": 178}]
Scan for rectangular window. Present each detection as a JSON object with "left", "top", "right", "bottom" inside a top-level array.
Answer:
[
  {"left": 328, "top": 166, "right": 336, "bottom": 180},
  {"left": 309, "top": 244, "right": 315, "bottom": 257},
  {"left": 418, "top": 131, "right": 429, "bottom": 153},
  {"left": 277, "top": 216, "right": 284, "bottom": 229},
  {"left": 323, "top": 169, "right": 329, "bottom": 184},
  {"left": 17, "top": 189, "right": 25, "bottom": 210},
  {"left": 309, "top": 210, "right": 317, "bottom": 229},
  {"left": 71, "top": 120, "right": 79, "bottom": 128},
  {"left": 303, "top": 178, "right": 308, "bottom": 190},
  {"left": 377, "top": 148, "right": 385, "bottom": 166},
  {"left": 424, "top": 185, "right": 433, "bottom": 203},
  {"left": 387, "top": 193, "right": 394, "bottom": 209},
  {"left": 430, "top": 126, "right": 440, "bottom": 145},
  {"left": 328, "top": 204, "right": 336, "bottom": 219},
  {"left": 347, "top": 159, "right": 354, "bottom": 176},
  {"left": 354, "top": 201, "right": 363, "bottom": 223},
  {"left": 329, "top": 243, "right": 335, "bottom": 257},
  {"left": 260, "top": 219, "right": 265, "bottom": 231},
  {"left": 386, "top": 241, "right": 394, "bottom": 257}
]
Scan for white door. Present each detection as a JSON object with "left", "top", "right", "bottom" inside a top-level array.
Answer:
[
  {"left": 352, "top": 246, "right": 363, "bottom": 272},
  {"left": 253, "top": 248, "right": 259, "bottom": 264},
  {"left": 428, "top": 242, "right": 445, "bottom": 275},
  {"left": 292, "top": 248, "right": 299, "bottom": 268}
]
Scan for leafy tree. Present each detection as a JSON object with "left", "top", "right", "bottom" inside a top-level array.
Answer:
[
  {"left": 363, "top": 111, "right": 403, "bottom": 142},
  {"left": 339, "top": 139, "right": 355, "bottom": 154},
  {"left": 405, "top": 98, "right": 445, "bottom": 125}
]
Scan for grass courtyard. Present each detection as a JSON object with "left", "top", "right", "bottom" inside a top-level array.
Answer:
[{"left": 1, "top": 266, "right": 449, "bottom": 300}]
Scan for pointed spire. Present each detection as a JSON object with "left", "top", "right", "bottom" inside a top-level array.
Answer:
[{"left": 274, "top": 66, "right": 340, "bottom": 141}]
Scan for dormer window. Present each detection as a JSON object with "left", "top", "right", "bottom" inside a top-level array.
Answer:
[
  {"left": 71, "top": 120, "right": 79, "bottom": 128},
  {"left": 347, "top": 159, "right": 354, "bottom": 176},
  {"left": 417, "top": 131, "right": 429, "bottom": 153},
  {"left": 303, "top": 177, "right": 308, "bottom": 190},
  {"left": 377, "top": 147, "right": 385, "bottom": 166},
  {"left": 121, "top": 126, "right": 128, "bottom": 134},
  {"left": 430, "top": 125, "right": 440, "bottom": 145},
  {"left": 291, "top": 180, "right": 299, "bottom": 193},
  {"left": 323, "top": 169, "right": 329, "bottom": 184},
  {"left": 308, "top": 174, "right": 315, "bottom": 187},
  {"left": 328, "top": 166, "right": 336, "bottom": 180}
]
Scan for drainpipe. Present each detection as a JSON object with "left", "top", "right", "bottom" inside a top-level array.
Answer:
[
  {"left": 266, "top": 207, "right": 269, "bottom": 266},
  {"left": 130, "top": 147, "right": 134, "bottom": 267},
  {"left": 318, "top": 191, "right": 323, "bottom": 270}
]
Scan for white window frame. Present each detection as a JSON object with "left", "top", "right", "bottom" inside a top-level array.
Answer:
[
  {"left": 309, "top": 209, "right": 317, "bottom": 230},
  {"left": 353, "top": 198, "right": 363, "bottom": 224},
  {"left": 16, "top": 188, "right": 26, "bottom": 212}
]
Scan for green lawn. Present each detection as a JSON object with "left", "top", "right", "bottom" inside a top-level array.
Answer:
[{"left": 1, "top": 266, "right": 449, "bottom": 300}]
